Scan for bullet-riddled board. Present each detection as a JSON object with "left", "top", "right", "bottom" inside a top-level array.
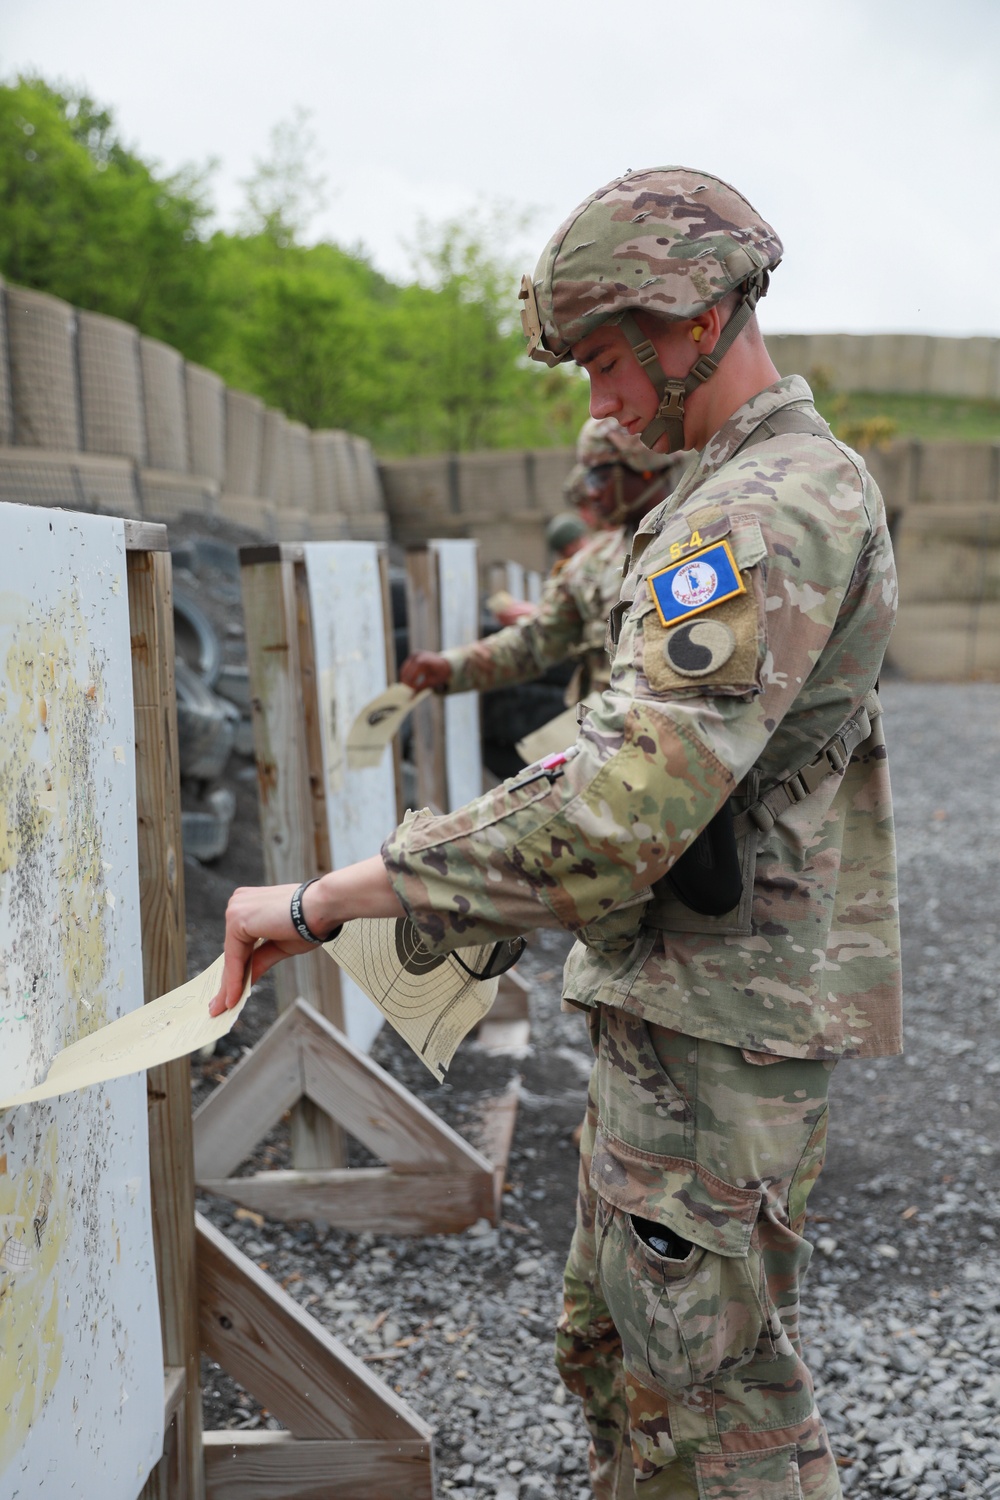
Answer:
[{"left": 0, "top": 504, "right": 163, "bottom": 1497}]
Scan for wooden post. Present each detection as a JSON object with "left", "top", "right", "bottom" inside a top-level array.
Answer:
[
  {"left": 404, "top": 546, "right": 448, "bottom": 812},
  {"left": 240, "top": 545, "right": 345, "bottom": 1169},
  {"left": 127, "top": 522, "right": 205, "bottom": 1500},
  {"left": 378, "top": 550, "right": 406, "bottom": 821}
]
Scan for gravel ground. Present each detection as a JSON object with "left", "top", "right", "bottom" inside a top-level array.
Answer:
[{"left": 190, "top": 676, "right": 1000, "bottom": 1500}]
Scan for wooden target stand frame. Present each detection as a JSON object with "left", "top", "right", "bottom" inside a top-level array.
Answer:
[
  {"left": 127, "top": 525, "right": 433, "bottom": 1500},
  {"left": 189, "top": 541, "right": 520, "bottom": 1234}
]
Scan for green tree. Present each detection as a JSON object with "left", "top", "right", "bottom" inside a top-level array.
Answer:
[
  {"left": 0, "top": 75, "right": 217, "bottom": 358},
  {"left": 207, "top": 236, "right": 393, "bottom": 433},
  {"left": 237, "top": 108, "right": 327, "bottom": 247},
  {"left": 377, "top": 208, "right": 588, "bottom": 453},
  {"left": 0, "top": 73, "right": 589, "bottom": 453}
]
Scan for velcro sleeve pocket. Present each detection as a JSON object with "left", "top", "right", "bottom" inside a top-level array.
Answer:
[{"left": 401, "top": 773, "right": 556, "bottom": 853}]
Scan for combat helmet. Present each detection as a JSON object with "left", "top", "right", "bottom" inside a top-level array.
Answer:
[
  {"left": 545, "top": 509, "right": 588, "bottom": 554},
  {"left": 520, "top": 167, "right": 782, "bottom": 451},
  {"left": 577, "top": 416, "right": 675, "bottom": 473},
  {"left": 576, "top": 416, "right": 681, "bottom": 523}
]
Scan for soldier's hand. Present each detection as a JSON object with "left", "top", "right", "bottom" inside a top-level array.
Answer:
[
  {"left": 495, "top": 600, "right": 537, "bottom": 626},
  {"left": 400, "top": 651, "right": 452, "bottom": 691}
]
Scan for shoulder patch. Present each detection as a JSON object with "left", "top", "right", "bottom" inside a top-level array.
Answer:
[
  {"left": 641, "top": 587, "right": 762, "bottom": 696},
  {"left": 647, "top": 539, "right": 744, "bottom": 628},
  {"left": 663, "top": 619, "right": 736, "bottom": 677}
]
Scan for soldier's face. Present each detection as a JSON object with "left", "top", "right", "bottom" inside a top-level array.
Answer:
[{"left": 572, "top": 319, "right": 695, "bottom": 453}]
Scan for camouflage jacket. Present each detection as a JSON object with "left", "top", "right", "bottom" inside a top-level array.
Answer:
[
  {"left": 444, "top": 527, "right": 627, "bottom": 698},
  {"left": 384, "top": 377, "right": 902, "bottom": 1060}
]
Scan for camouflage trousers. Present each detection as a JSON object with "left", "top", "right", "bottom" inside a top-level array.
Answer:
[{"left": 555, "top": 1005, "right": 841, "bottom": 1499}]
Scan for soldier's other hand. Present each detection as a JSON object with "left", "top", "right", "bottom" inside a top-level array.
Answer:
[
  {"left": 400, "top": 651, "right": 451, "bottom": 692},
  {"left": 209, "top": 882, "right": 318, "bottom": 1017},
  {"left": 495, "top": 600, "right": 537, "bottom": 626}
]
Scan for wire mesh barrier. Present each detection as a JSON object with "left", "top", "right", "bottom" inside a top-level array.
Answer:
[
  {"left": 310, "top": 428, "right": 343, "bottom": 514},
  {"left": 223, "top": 389, "right": 264, "bottom": 497},
  {"left": 890, "top": 505, "right": 1000, "bottom": 680},
  {"left": 77, "top": 309, "right": 147, "bottom": 463},
  {"left": 0, "top": 448, "right": 141, "bottom": 514},
  {"left": 378, "top": 447, "right": 575, "bottom": 567},
  {"left": 0, "top": 280, "right": 13, "bottom": 445},
  {"left": 140, "top": 336, "right": 188, "bottom": 473},
  {"left": 287, "top": 420, "right": 315, "bottom": 511},
  {"left": 769, "top": 332, "right": 1000, "bottom": 399},
  {"left": 184, "top": 362, "right": 226, "bottom": 485},
  {"left": 6, "top": 285, "right": 82, "bottom": 449},
  {"left": 259, "top": 408, "right": 290, "bottom": 506},
  {"left": 138, "top": 470, "right": 218, "bottom": 525},
  {"left": 329, "top": 429, "right": 363, "bottom": 514}
]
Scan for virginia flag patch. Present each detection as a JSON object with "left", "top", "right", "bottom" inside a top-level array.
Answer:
[{"left": 647, "top": 539, "right": 745, "bottom": 628}]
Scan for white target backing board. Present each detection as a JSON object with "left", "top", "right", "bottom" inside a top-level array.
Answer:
[
  {"left": 430, "top": 540, "right": 481, "bottom": 813},
  {"left": 304, "top": 542, "right": 398, "bottom": 1051},
  {"left": 504, "top": 560, "right": 526, "bottom": 602},
  {"left": 0, "top": 504, "right": 163, "bottom": 1497}
]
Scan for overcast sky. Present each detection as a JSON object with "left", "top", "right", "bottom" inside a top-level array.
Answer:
[{"left": 4, "top": 0, "right": 998, "bottom": 335}]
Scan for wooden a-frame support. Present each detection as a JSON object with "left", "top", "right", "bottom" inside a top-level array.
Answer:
[
  {"left": 128, "top": 524, "right": 434, "bottom": 1500},
  {"left": 192, "top": 997, "right": 516, "bottom": 1232},
  {"left": 216, "top": 540, "right": 521, "bottom": 1232}
]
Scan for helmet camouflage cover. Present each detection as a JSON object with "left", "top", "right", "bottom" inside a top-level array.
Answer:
[
  {"left": 520, "top": 167, "right": 782, "bottom": 450},
  {"left": 545, "top": 509, "right": 589, "bottom": 551},
  {"left": 522, "top": 166, "right": 782, "bottom": 363},
  {"left": 560, "top": 462, "right": 589, "bottom": 506},
  {"left": 576, "top": 416, "right": 676, "bottom": 473}
]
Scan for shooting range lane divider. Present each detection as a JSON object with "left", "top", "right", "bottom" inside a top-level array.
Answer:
[
  {"left": 211, "top": 540, "right": 522, "bottom": 1235},
  {"left": 0, "top": 508, "right": 438, "bottom": 1500},
  {"left": 0, "top": 507, "right": 163, "bottom": 1497},
  {"left": 303, "top": 541, "right": 400, "bottom": 1053},
  {"left": 127, "top": 521, "right": 438, "bottom": 1499}
]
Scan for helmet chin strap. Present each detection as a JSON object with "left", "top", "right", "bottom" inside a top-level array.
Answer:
[
  {"left": 605, "top": 471, "right": 667, "bottom": 527},
  {"left": 617, "top": 269, "right": 770, "bottom": 451}
]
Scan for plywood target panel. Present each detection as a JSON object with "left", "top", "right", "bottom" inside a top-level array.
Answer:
[
  {"left": 304, "top": 542, "right": 398, "bottom": 1051},
  {"left": 431, "top": 539, "right": 482, "bottom": 811},
  {"left": 0, "top": 504, "right": 163, "bottom": 1496}
]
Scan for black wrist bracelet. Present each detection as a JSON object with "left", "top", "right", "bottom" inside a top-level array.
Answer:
[{"left": 289, "top": 878, "right": 338, "bottom": 944}]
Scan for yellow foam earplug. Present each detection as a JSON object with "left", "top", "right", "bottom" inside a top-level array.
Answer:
[{"left": 692, "top": 326, "right": 703, "bottom": 342}]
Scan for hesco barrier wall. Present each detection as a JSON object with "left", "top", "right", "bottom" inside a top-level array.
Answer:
[
  {"left": 0, "top": 275, "right": 390, "bottom": 544},
  {"left": 377, "top": 448, "right": 576, "bottom": 574},
  {"left": 381, "top": 436, "right": 1000, "bottom": 682},
  {"left": 768, "top": 333, "right": 1000, "bottom": 400},
  {"left": 863, "top": 441, "right": 1000, "bottom": 680},
  {"left": 0, "top": 275, "right": 996, "bottom": 681}
]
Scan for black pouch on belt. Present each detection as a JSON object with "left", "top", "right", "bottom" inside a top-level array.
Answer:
[{"left": 665, "top": 800, "right": 744, "bottom": 917}]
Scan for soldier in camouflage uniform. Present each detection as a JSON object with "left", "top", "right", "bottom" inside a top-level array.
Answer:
[
  {"left": 214, "top": 167, "right": 902, "bottom": 1500},
  {"left": 488, "top": 512, "right": 590, "bottom": 628},
  {"left": 546, "top": 509, "right": 589, "bottom": 563},
  {"left": 399, "top": 419, "right": 684, "bottom": 703}
]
